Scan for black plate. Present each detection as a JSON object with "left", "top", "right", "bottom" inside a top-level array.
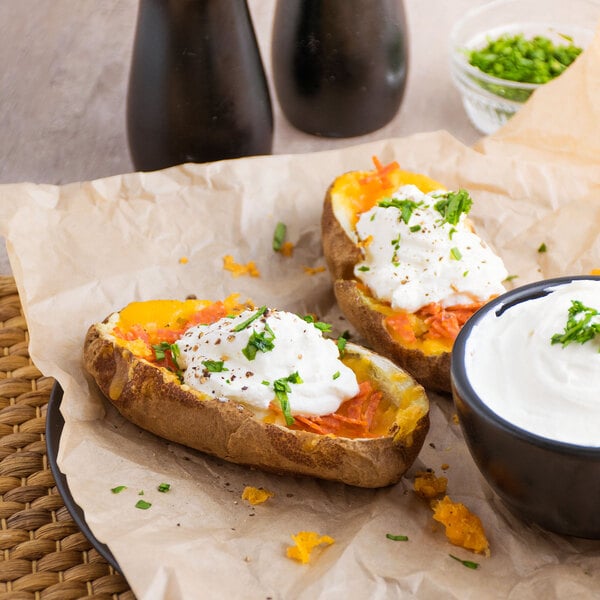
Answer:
[{"left": 46, "top": 383, "right": 122, "bottom": 572}]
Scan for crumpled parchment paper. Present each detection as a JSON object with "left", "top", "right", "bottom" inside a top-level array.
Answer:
[{"left": 0, "top": 22, "right": 599, "bottom": 600}]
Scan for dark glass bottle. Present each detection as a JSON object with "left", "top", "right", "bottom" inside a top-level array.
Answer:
[
  {"left": 271, "top": 0, "right": 408, "bottom": 138},
  {"left": 127, "top": 0, "right": 273, "bottom": 171}
]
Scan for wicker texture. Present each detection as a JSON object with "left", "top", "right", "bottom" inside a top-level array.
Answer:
[{"left": 0, "top": 277, "right": 134, "bottom": 600}]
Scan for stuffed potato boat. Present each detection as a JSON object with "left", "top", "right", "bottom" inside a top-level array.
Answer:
[
  {"left": 83, "top": 296, "right": 430, "bottom": 488},
  {"left": 322, "top": 158, "right": 508, "bottom": 392}
]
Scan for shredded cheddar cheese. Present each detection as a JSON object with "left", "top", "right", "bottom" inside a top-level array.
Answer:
[
  {"left": 286, "top": 531, "right": 335, "bottom": 564},
  {"left": 432, "top": 496, "right": 490, "bottom": 555},
  {"left": 413, "top": 470, "right": 448, "bottom": 500},
  {"left": 223, "top": 255, "right": 261, "bottom": 278},
  {"left": 179, "top": 256, "right": 189, "bottom": 264},
  {"left": 591, "top": 269, "right": 600, "bottom": 276},
  {"left": 303, "top": 266, "right": 326, "bottom": 275},
  {"left": 241, "top": 486, "right": 273, "bottom": 505}
]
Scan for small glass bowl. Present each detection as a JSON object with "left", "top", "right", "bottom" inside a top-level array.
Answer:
[{"left": 450, "top": 0, "right": 598, "bottom": 134}]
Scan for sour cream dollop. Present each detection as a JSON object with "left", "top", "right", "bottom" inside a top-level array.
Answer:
[
  {"left": 175, "top": 308, "right": 360, "bottom": 417},
  {"left": 464, "top": 279, "right": 600, "bottom": 446},
  {"left": 354, "top": 185, "right": 507, "bottom": 313}
]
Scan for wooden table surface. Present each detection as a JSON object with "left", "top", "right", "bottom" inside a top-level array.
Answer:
[{"left": 0, "top": 0, "right": 486, "bottom": 275}]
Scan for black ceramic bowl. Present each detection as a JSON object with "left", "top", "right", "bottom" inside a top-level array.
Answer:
[{"left": 451, "top": 275, "right": 600, "bottom": 539}]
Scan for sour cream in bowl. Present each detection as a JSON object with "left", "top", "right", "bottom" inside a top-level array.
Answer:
[{"left": 451, "top": 276, "right": 600, "bottom": 538}]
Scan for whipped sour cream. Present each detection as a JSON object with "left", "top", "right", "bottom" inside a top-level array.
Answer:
[
  {"left": 354, "top": 185, "right": 507, "bottom": 313},
  {"left": 464, "top": 279, "right": 600, "bottom": 446},
  {"left": 176, "top": 308, "right": 359, "bottom": 416}
]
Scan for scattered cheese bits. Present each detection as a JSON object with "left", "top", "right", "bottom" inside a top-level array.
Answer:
[
  {"left": 286, "top": 531, "right": 335, "bottom": 564},
  {"left": 414, "top": 470, "right": 448, "bottom": 500},
  {"left": 280, "top": 241, "right": 294, "bottom": 257},
  {"left": 303, "top": 266, "right": 326, "bottom": 276},
  {"left": 179, "top": 256, "right": 189, "bottom": 264},
  {"left": 223, "top": 255, "right": 261, "bottom": 278},
  {"left": 452, "top": 413, "right": 460, "bottom": 425},
  {"left": 241, "top": 486, "right": 273, "bottom": 505},
  {"left": 432, "top": 496, "right": 490, "bottom": 555},
  {"left": 591, "top": 269, "right": 600, "bottom": 275}
]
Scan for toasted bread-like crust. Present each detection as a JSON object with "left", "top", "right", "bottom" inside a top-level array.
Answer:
[
  {"left": 322, "top": 177, "right": 452, "bottom": 393},
  {"left": 83, "top": 323, "right": 429, "bottom": 488}
]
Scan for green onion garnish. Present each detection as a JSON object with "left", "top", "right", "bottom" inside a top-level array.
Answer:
[
  {"left": 202, "top": 360, "right": 228, "bottom": 373},
  {"left": 273, "top": 222, "right": 287, "bottom": 252},
  {"left": 135, "top": 500, "right": 152, "bottom": 510},
  {"left": 551, "top": 300, "right": 600, "bottom": 350},
  {"left": 232, "top": 306, "right": 267, "bottom": 332},
  {"left": 434, "top": 190, "right": 473, "bottom": 226},
  {"left": 111, "top": 485, "right": 127, "bottom": 494},
  {"left": 449, "top": 554, "right": 479, "bottom": 569},
  {"left": 158, "top": 483, "right": 171, "bottom": 493},
  {"left": 386, "top": 533, "right": 409, "bottom": 541}
]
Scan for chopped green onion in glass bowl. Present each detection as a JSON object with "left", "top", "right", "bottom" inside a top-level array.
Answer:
[{"left": 450, "top": 0, "right": 598, "bottom": 135}]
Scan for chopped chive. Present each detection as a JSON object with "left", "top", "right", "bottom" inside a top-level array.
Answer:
[
  {"left": 337, "top": 336, "right": 348, "bottom": 356},
  {"left": 409, "top": 225, "right": 421, "bottom": 232},
  {"left": 450, "top": 247, "right": 462, "bottom": 261},
  {"left": 504, "top": 274, "right": 519, "bottom": 282},
  {"left": 135, "top": 499, "right": 152, "bottom": 510},
  {"left": 202, "top": 360, "right": 228, "bottom": 372},
  {"left": 232, "top": 306, "right": 267, "bottom": 332},
  {"left": 449, "top": 554, "right": 479, "bottom": 569},
  {"left": 158, "top": 483, "right": 171, "bottom": 493},
  {"left": 386, "top": 533, "right": 409, "bottom": 541},
  {"left": 357, "top": 266, "right": 370, "bottom": 272},
  {"left": 332, "top": 371, "right": 340, "bottom": 380},
  {"left": 537, "top": 242, "right": 547, "bottom": 253},
  {"left": 111, "top": 485, "right": 127, "bottom": 494},
  {"left": 273, "top": 222, "right": 287, "bottom": 252}
]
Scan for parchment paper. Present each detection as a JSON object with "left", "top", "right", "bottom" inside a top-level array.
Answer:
[{"left": 1, "top": 24, "right": 599, "bottom": 600}]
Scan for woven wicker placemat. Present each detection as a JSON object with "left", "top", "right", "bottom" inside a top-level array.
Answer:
[{"left": 0, "top": 276, "right": 135, "bottom": 600}]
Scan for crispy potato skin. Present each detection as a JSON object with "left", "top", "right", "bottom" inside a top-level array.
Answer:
[
  {"left": 334, "top": 281, "right": 451, "bottom": 393},
  {"left": 83, "top": 324, "right": 429, "bottom": 488},
  {"left": 321, "top": 181, "right": 452, "bottom": 393}
]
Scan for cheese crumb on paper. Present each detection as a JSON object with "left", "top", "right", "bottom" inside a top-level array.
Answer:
[
  {"left": 286, "top": 531, "right": 335, "bottom": 564},
  {"left": 414, "top": 470, "right": 448, "bottom": 500},
  {"left": 432, "top": 495, "right": 490, "bottom": 555},
  {"left": 223, "top": 255, "right": 261, "bottom": 278},
  {"left": 241, "top": 486, "right": 273, "bottom": 505}
]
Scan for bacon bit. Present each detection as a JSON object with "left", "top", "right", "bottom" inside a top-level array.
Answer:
[
  {"left": 286, "top": 531, "right": 335, "bottom": 564},
  {"left": 278, "top": 241, "right": 294, "bottom": 257},
  {"left": 241, "top": 486, "right": 274, "bottom": 505},
  {"left": 432, "top": 496, "right": 490, "bottom": 555},
  {"left": 179, "top": 256, "right": 189, "bottom": 264},
  {"left": 303, "top": 266, "right": 326, "bottom": 275},
  {"left": 223, "top": 255, "right": 260, "bottom": 278},
  {"left": 414, "top": 470, "right": 448, "bottom": 500}
]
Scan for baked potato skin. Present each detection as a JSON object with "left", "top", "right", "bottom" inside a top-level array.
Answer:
[
  {"left": 83, "top": 322, "right": 429, "bottom": 488},
  {"left": 322, "top": 179, "right": 452, "bottom": 394},
  {"left": 321, "top": 180, "right": 362, "bottom": 282},
  {"left": 333, "top": 280, "right": 451, "bottom": 393}
]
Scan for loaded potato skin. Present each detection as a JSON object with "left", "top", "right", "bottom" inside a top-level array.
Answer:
[
  {"left": 321, "top": 159, "right": 507, "bottom": 393},
  {"left": 83, "top": 301, "right": 430, "bottom": 488}
]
